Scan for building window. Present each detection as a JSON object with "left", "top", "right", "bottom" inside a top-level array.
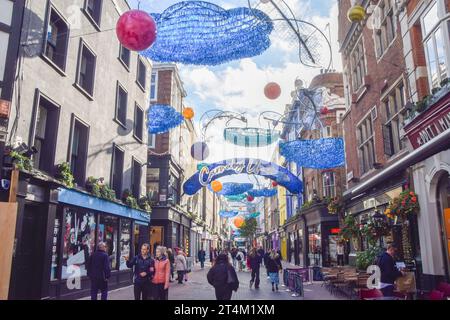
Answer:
[
  {"left": 32, "top": 92, "right": 59, "bottom": 174},
  {"left": 150, "top": 72, "right": 158, "bottom": 100},
  {"left": 136, "top": 58, "right": 147, "bottom": 90},
  {"left": 357, "top": 111, "right": 376, "bottom": 174},
  {"left": 69, "top": 116, "right": 89, "bottom": 187},
  {"left": 350, "top": 38, "right": 367, "bottom": 92},
  {"left": 44, "top": 6, "right": 69, "bottom": 71},
  {"left": 61, "top": 208, "right": 96, "bottom": 279},
  {"left": 76, "top": 41, "right": 96, "bottom": 97},
  {"left": 148, "top": 133, "right": 156, "bottom": 149},
  {"left": 322, "top": 171, "right": 336, "bottom": 198},
  {"left": 111, "top": 144, "right": 124, "bottom": 198},
  {"left": 422, "top": 1, "right": 450, "bottom": 90},
  {"left": 133, "top": 103, "right": 144, "bottom": 142},
  {"left": 168, "top": 174, "right": 180, "bottom": 205},
  {"left": 147, "top": 182, "right": 159, "bottom": 202},
  {"left": 115, "top": 82, "right": 128, "bottom": 127},
  {"left": 382, "top": 81, "right": 406, "bottom": 156},
  {"left": 323, "top": 126, "right": 332, "bottom": 138},
  {"left": 131, "top": 158, "right": 142, "bottom": 198},
  {"left": 84, "top": 0, "right": 102, "bottom": 27},
  {"left": 99, "top": 215, "right": 118, "bottom": 270},
  {"left": 374, "top": 0, "right": 397, "bottom": 58},
  {"left": 119, "top": 45, "right": 130, "bottom": 69}
]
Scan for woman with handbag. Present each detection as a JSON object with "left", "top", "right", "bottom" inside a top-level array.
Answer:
[
  {"left": 267, "top": 250, "right": 282, "bottom": 292},
  {"left": 207, "top": 253, "right": 239, "bottom": 300}
]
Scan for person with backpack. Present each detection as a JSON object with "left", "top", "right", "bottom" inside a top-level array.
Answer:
[
  {"left": 207, "top": 253, "right": 239, "bottom": 300},
  {"left": 87, "top": 242, "right": 111, "bottom": 300},
  {"left": 124, "top": 243, "right": 155, "bottom": 300},
  {"left": 377, "top": 244, "right": 405, "bottom": 296},
  {"left": 267, "top": 250, "right": 282, "bottom": 292}
]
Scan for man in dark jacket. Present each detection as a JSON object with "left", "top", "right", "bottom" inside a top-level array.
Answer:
[
  {"left": 257, "top": 247, "right": 265, "bottom": 265},
  {"left": 248, "top": 249, "right": 262, "bottom": 289},
  {"left": 207, "top": 254, "right": 239, "bottom": 300},
  {"left": 198, "top": 248, "right": 206, "bottom": 269},
  {"left": 125, "top": 243, "right": 155, "bottom": 300},
  {"left": 377, "top": 244, "right": 405, "bottom": 296},
  {"left": 87, "top": 242, "right": 111, "bottom": 300},
  {"left": 263, "top": 251, "right": 271, "bottom": 277}
]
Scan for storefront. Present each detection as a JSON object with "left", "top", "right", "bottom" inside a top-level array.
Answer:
[
  {"left": 270, "top": 231, "right": 279, "bottom": 250},
  {"left": 285, "top": 219, "right": 306, "bottom": 267},
  {"left": 303, "top": 203, "right": 339, "bottom": 267},
  {"left": 6, "top": 177, "right": 150, "bottom": 300}
]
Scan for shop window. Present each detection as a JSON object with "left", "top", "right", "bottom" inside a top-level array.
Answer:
[
  {"left": 373, "top": 0, "right": 397, "bottom": 58},
  {"left": 131, "top": 158, "right": 142, "bottom": 198},
  {"left": 44, "top": 6, "right": 69, "bottom": 71},
  {"left": 168, "top": 174, "right": 180, "bottom": 205},
  {"left": 111, "top": 144, "right": 124, "bottom": 198},
  {"left": 382, "top": 81, "right": 406, "bottom": 156},
  {"left": 133, "top": 103, "right": 144, "bottom": 142},
  {"left": 32, "top": 92, "right": 59, "bottom": 174},
  {"left": 84, "top": 0, "right": 102, "bottom": 27},
  {"left": 62, "top": 208, "right": 96, "bottom": 279},
  {"left": 69, "top": 116, "right": 89, "bottom": 187},
  {"left": 322, "top": 171, "right": 336, "bottom": 198},
  {"left": 119, "top": 219, "right": 131, "bottom": 270},
  {"left": 147, "top": 182, "right": 159, "bottom": 203},
  {"left": 422, "top": 1, "right": 450, "bottom": 90},
  {"left": 308, "top": 225, "right": 322, "bottom": 267},
  {"left": 76, "top": 40, "right": 96, "bottom": 97},
  {"left": 99, "top": 215, "right": 118, "bottom": 270},
  {"left": 150, "top": 72, "right": 158, "bottom": 100},
  {"left": 119, "top": 45, "right": 130, "bottom": 69},
  {"left": 350, "top": 38, "right": 367, "bottom": 92},
  {"left": 115, "top": 82, "right": 128, "bottom": 127},
  {"left": 136, "top": 57, "right": 147, "bottom": 90},
  {"left": 357, "top": 111, "right": 376, "bottom": 174},
  {"left": 50, "top": 216, "right": 61, "bottom": 280}
]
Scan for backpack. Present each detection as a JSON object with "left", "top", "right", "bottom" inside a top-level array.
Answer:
[{"left": 236, "top": 254, "right": 242, "bottom": 261}]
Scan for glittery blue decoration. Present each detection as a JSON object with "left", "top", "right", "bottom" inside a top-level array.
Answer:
[
  {"left": 147, "top": 104, "right": 184, "bottom": 134},
  {"left": 247, "top": 188, "right": 277, "bottom": 198},
  {"left": 219, "top": 211, "right": 239, "bottom": 218},
  {"left": 141, "top": 1, "right": 274, "bottom": 65},
  {"left": 279, "top": 138, "right": 345, "bottom": 169},
  {"left": 224, "top": 194, "right": 247, "bottom": 202},
  {"left": 208, "top": 183, "right": 254, "bottom": 196},
  {"left": 224, "top": 127, "right": 280, "bottom": 147}
]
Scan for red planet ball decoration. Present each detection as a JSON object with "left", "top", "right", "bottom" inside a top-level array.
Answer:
[
  {"left": 247, "top": 195, "right": 255, "bottom": 202},
  {"left": 320, "top": 106, "right": 329, "bottom": 115},
  {"left": 116, "top": 10, "right": 157, "bottom": 51},
  {"left": 272, "top": 181, "right": 278, "bottom": 187},
  {"left": 264, "top": 82, "right": 281, "bottom": 100}
]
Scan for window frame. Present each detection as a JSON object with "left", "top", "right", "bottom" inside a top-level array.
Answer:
[
  {"left": 41, "top": 3, "right": 70, "bottom": 75},
  {"left": 322, "top": 171, "right": 336, "bottom": 198},
  {"left": 148, "top": 133, "right": 156, "bottom": 149},
  {"left": 74, "top": 38, "right": 97, "bottom": 100},
  {"left": 67, "top": 114, "right": 90, "bottom": 187},
  {"left": 150, "top": 71, "right": 158, "bottom": 101},
  {"left": 114, "top": 81, "right": 128, "bottom": 128},
  {"left": 83, "top": 0, "right": 103, "bottom": 30},
  {"left": 421, "top": 1, "right": 450, "bottom": 90},
  {"left": 136, "top": 57, "right": 147, "bottom": 92},
  {"left": 118, "top": 44, "right": 131, "bottom": 71},
  {"left": 356, "top": 108, "right": 377, "bottom": 175},
  {"left": 110, "top": 143, "right": 125, "bottom": 199},
  {"left": 133, "top": 103, "right": 144, "bottom": 143},
  {"left": 131, "top": 157, "right": 143, "bottom": 199},
  {"left": 350, "top": 36, "right": 367, "bottom": 93}
]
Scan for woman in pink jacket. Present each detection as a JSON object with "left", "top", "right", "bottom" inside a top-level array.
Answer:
[{"left": 152, "top": 246, "right": 170, "bottom": 300}]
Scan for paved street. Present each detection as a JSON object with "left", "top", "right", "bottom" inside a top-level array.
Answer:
[{"left": 82, "top": 262, "right": 343, "bottom": 300}]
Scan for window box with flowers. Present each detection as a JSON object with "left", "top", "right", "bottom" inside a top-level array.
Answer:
[{"left": 383, "top": 189, "right": 419, "bottom": 223}]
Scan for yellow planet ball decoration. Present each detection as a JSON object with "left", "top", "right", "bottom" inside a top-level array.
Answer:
[
  {"left": 347, "top": 5, "right": 366, "bottom": 23},
  {"left": 211, "top": 180, "right": 222, "bottom": 193},
  {"left": 183, "top": 107, "right": 195, "bottom": 120},
  {"left": 234, "top": 216, "right": 245, "bottom": 228}
]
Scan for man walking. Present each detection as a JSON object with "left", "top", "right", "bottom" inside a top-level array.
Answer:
[
  {"left": 198, "top": 247, "right": 206, "bottom": 269},
  {"left": 377, "top": 244, "right": 405, "bottom": 296},
  {"left": 87, "top": 242, "right": 111, "bottom": 300}
]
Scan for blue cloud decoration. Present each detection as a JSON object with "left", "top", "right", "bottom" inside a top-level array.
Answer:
[
  {"left": 207, "top": 182, "right": 254, "bottom": 196},
  {"left": 247, "top": 188, "right": 277, "bottom": 198},
  {"left": 279, "top": 138, "right": 346, "bottom": 169},
  {"left": 141, "top": 1, "right": 274, "bottom": 65},
  {"left": 219, "top": 211, "right": 239, "bottom": 218},
  {"left": 147, "top": 104, "right": 184, "bottom": 134}
]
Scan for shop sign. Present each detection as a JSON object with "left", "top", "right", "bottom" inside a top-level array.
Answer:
[{"left": 405, "top": 97, "right": 450, "bottom": 149}]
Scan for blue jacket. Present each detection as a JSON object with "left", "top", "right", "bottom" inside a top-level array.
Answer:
[
  {"left": 87, "top": 250, "right": 111, "bottom": 281},
  {"left": 126, "top": 255, "right": 155, "bottom": 284},
  {"left": 198, "top": 250, "right": 206, "bottom": 261},
  {"left": 378, "top": 252, "right": 402, "bottom": 284}
]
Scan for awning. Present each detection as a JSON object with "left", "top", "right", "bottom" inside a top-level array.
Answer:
[
  {"left": 58, "top": 188, "right": 151, "bottom": 224},
  {"left": 344, "top": 128, "right": 450, "bottom": 200}
]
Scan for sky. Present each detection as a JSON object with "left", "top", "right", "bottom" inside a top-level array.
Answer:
[{"left": 128, "top": 0, "right": 342, "bottom": 192}]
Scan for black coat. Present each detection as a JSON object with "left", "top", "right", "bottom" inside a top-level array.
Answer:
[
  {"left": 198, "top": 250, "right": 206, "bottom": 261},
  {"left": 263, "top": 252, "right": 270, "bottom": 266},
  {"left": 267, "top": 256, "right": 282, "bottom": 273},
  {"left": 249, "top": 254, "right": 262, "bottom": 270},
  {"left": 207, "top": 261, "right": 239, "bottom": 292},
  {"left": 126, "top": 255, "right": 155, "bottom": 284},
  {"left": 87, "top": 250, "right": 111, "bottom": 281},
  {"left": 378, "top": 252, "right": 402, "bottom": 284}
]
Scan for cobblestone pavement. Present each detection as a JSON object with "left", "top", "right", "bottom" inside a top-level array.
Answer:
[{"left": 82, "top": 262, "right": 345, "bottom": 300}]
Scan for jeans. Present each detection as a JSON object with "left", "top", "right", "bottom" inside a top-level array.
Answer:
[
  {"left": 381, "top": 285, "right": 394, "bottom": 297},
  {"left": 90, "top": 279, "right": 108, "bottom": 300},
  {"left": 251, "top": 267, "right": 260, "bottom": 288},
  {"left": 133, "top": 281, "right": 151, "bottom": 300},
  {"left": 153, "top": 283, "right": 168, "bottom": 300},
  {"left": 200, "top": 260, "right": 205, "bottom": 268}
]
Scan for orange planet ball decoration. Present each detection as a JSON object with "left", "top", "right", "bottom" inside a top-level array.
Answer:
[
  {"left": 234, "top": 216, "right": 245, "bottom": 228},
  {"left": 264, "top": 82, "right": 281, "bottom": 100},
  {"left": 211, "top": 180, "right": 223, "bottom": 193},
  {"left": 183, "top": 107, "right": 195, "bottom": 120}
]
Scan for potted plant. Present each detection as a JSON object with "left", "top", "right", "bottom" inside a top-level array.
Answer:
[
  {"left": 125, "top": 195, "right": 139, "bottom": 209},
  {"left": 384, "top": 189, "right": 419, "bottom": 223},
  {"left": 138, "top": 196, "right": 152, "bottom": 212},
  {"left": 55, "top": 162, "right": 75, "bottom": 188},
  {"left": 121, "top": 189, "right": 132, "bottom": 203},
  {"left": 9, "top": 150, "right": 33, "bottom": 171}
]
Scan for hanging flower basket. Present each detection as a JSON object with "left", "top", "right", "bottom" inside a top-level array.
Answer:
[
  {"left": 327, "top": 197, "right": 343, "bottom": 215},
  {"left": 384, "top": 189, "right": 419, "bottom": 222}
]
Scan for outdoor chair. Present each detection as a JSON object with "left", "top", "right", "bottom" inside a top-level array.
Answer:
[
  {"left": 429, "top": 290, "right": 445, "bottom": 300},
  {"left": 359, "top": 288, "right": 383, "bottom": 299}
]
